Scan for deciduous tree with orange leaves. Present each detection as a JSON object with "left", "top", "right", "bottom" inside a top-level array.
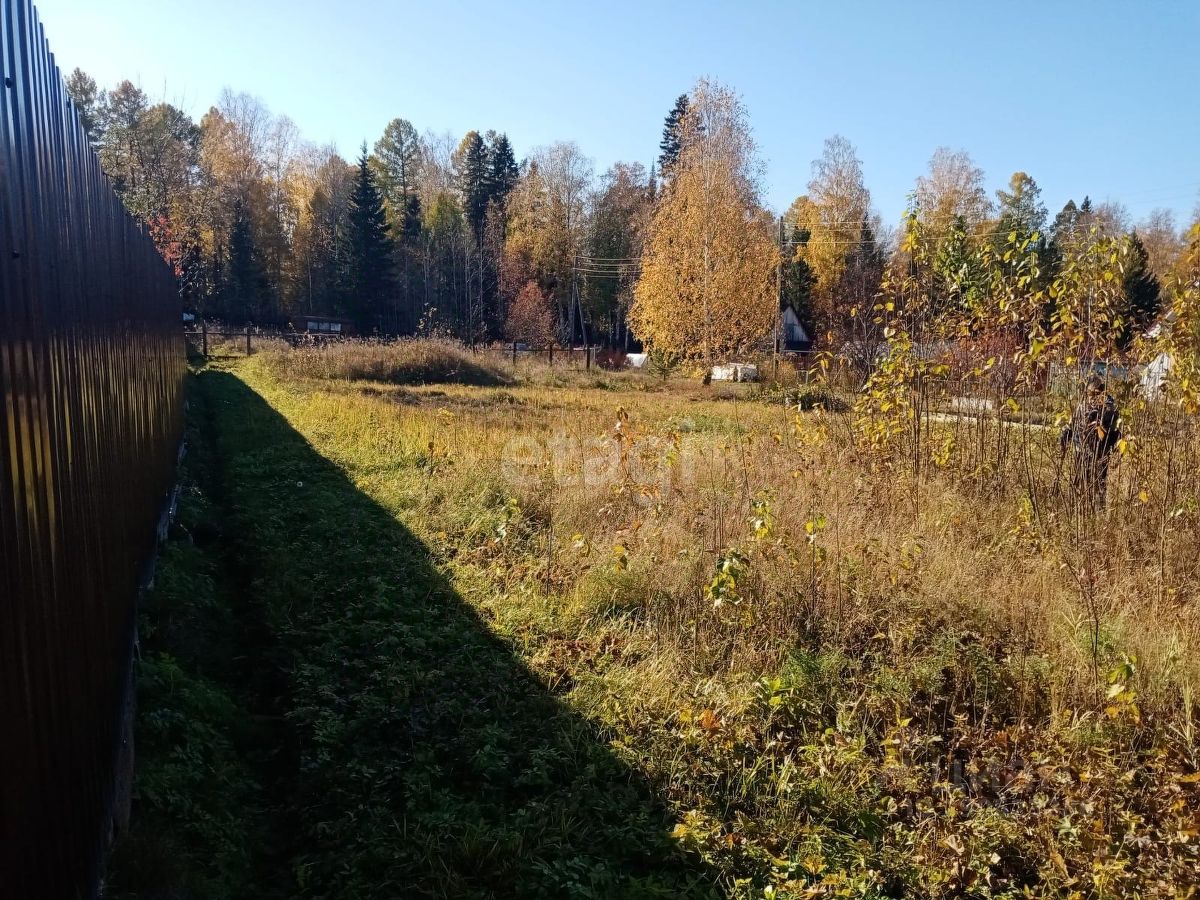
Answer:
[
  {"left": 505, "top": 280, "right": 557, "bottom": 347},
  {"left": 630, "top": 80, "right": 777, "bottom": 366}
]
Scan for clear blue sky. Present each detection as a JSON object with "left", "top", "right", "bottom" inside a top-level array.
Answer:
[{"left": 36, "top": 0, "right": 1200, "bottom": 229}]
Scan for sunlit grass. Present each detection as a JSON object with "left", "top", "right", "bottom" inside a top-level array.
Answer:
[{"left": 231, "top": 340, "right": 1200, "bottom": 897}]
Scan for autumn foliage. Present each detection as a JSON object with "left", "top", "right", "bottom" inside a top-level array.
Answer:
[
  {"left": 505, "top": 280, "right": 557, "bottom": 347},
  {"left": 631, "top": 80, "right": 777, "bottom": 365}
]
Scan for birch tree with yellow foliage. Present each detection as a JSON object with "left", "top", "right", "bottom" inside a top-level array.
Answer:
[
  {"left": 630, "top": 80, "right": 777, "bottom": 366},
  {"left": 787, "top": 136, "right": 876, "bottom": 338}
]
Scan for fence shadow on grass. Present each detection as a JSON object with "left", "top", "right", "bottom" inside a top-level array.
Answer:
[{"left": 188, "top": 368, "right": 720, "bottom": 899}]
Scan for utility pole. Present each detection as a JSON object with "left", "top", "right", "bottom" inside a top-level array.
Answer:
[
  {"left": 775, "top": 215, "right": 784, "bottom": 375},
  {"left": 571, "top": 253, "right": 578, "bottom": 348},
  {"left": 477, "top": 222, "right": 484, "bottom": 351}
]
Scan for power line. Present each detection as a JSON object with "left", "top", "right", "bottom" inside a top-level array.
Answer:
[
  {"left": 568, "top": 202, "right": 1193, "bottom": 266},
  {"left": 778, "top": 195, "right": 1200, "bottom": 232},
  {"left": 780, "top": 219, "right": 1137, "bottom": 248}
]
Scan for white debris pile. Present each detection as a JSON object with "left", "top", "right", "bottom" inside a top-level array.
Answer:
[{"left": 710, "top": 363, "right": 759, "bottom": 382}]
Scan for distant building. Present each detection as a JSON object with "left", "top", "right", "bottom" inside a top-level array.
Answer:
[
  {"left": 778, "top": 303, "right": 813, "bottom": 352},
  {"left": 296, "top": 315, "right": 355, "bottom": 336},
  {"left": 1140, "top": 317, "right": 1176, "bottom": 398},
  {"left": 1142, "top": 351, "right": 1173, "bottom": 397}
]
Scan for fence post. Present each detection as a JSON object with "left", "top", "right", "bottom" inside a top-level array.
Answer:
[
  {"left": 245, "top": 326, "right": 251, "bottom": 356},
  {"left": 569, "top": 345, "right": 575, "bottom": 366},
  {"left": 586, "top": 344, "right": 592, "bottom": 371},
  {"left": 549, "top": 344, "right": 554, "bottom": 366},
  {"left": 201, "top": 320, "right": 208, "bottom": 359},
  {"left": 512, "top": 342, "right": 517, "bottom": 367}
]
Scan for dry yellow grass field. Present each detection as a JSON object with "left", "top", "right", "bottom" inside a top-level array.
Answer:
[{"left": 208, "top": 338, "right": 1200, "bottom": 896}]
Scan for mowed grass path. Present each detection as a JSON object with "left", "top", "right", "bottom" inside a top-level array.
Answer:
[{"left": 142, "top": 365, "right": 718, "bottom": 898}]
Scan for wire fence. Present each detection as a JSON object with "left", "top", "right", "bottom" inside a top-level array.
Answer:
[
  {"left": 0, "top": 1, "right": 185, "bottom": 896},
  {"left": 183, "top": 324, "right": 610, "bottom": 370}
]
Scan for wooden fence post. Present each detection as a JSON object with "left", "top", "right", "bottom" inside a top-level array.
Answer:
[
  {"left": 245, "top": 326, "right": 252, "bottom": 356},
  {"left": 512, "top": 342, "right": 517, "bottom": 366},
  {"left": 201, "top": 320, "right": 208, "bottom": 359},
  {"left": 586, "top": 344, "right": 592, "bottom": 371},
  {"left": 549, "top": 344, "right": 554, "bottom": 366}
]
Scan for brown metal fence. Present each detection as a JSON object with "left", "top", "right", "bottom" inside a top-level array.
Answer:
[{"left": 0, "top": 1, "right": 185, "bottom": 896}]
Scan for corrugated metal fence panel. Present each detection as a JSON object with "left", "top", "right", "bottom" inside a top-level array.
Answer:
[{"left": 0, "top": 1, "right": 185, "bottom": 896}]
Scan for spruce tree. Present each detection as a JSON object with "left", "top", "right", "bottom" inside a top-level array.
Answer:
[
  {"left": 1052, "top": 199, "right": 1080, "bottom": 241},
  {"left": 657, "top": 94, "right": 689, "bottom": 175},
  {"left": 459, "top": 132, "right": 491, "bottom": 236},
  {"left": 486, "top": 133, "right": 519, "bottom": 208},
  {"left": 781, "top": 242, "right": 816, "bottom": 333},
  {"left": 344, "top": 146, "right": 396, "bottom": 332},
  {"left": 1122, "top": 231, "right": 1161, "bottom": 346},
  {"left": 401, "top": 193, "right": 422, "bottom": 245},
  {"left": 1047, "top": 199, "right": 1081, "bottom": 285}
]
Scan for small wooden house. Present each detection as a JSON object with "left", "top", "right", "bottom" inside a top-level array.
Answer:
[{"left": 778, "top": 303, "right": 812, "bottom": 352}]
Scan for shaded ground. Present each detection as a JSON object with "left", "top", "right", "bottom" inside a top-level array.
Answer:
[{"left": 107, "top": 366, "right": 718, "bottom": 899}]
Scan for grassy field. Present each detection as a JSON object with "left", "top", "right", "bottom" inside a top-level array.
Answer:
[{"left": 110, "top": 341, "right": 1200, "bottom": 898}]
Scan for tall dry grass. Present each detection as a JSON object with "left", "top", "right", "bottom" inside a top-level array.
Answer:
[
  {"left": 259, "top": 337, "right": 509, "bottom": 386},
  {"left": 238, "top": 343, "right": 1200, "bottom": 894}
]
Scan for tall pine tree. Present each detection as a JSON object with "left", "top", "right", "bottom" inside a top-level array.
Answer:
[
  {"left": 657, "top": 94, "right": 689, "bottom": 175},
  {"left": 373, "top": 117, "right": 421, "bottom": 212},
  {"left": 344, "top": 145, "right": 396, "bottom": 332}
]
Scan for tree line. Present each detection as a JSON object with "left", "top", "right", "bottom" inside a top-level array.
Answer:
[
  {"left": 64, "top": 69, "right": 650, "bottom": 344},
  {"left": 633, "top": 81, "right": 1197, "bottom": 366},
  {"left": 66, "top": 69, "right": 1198, "bottom": 353}
]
